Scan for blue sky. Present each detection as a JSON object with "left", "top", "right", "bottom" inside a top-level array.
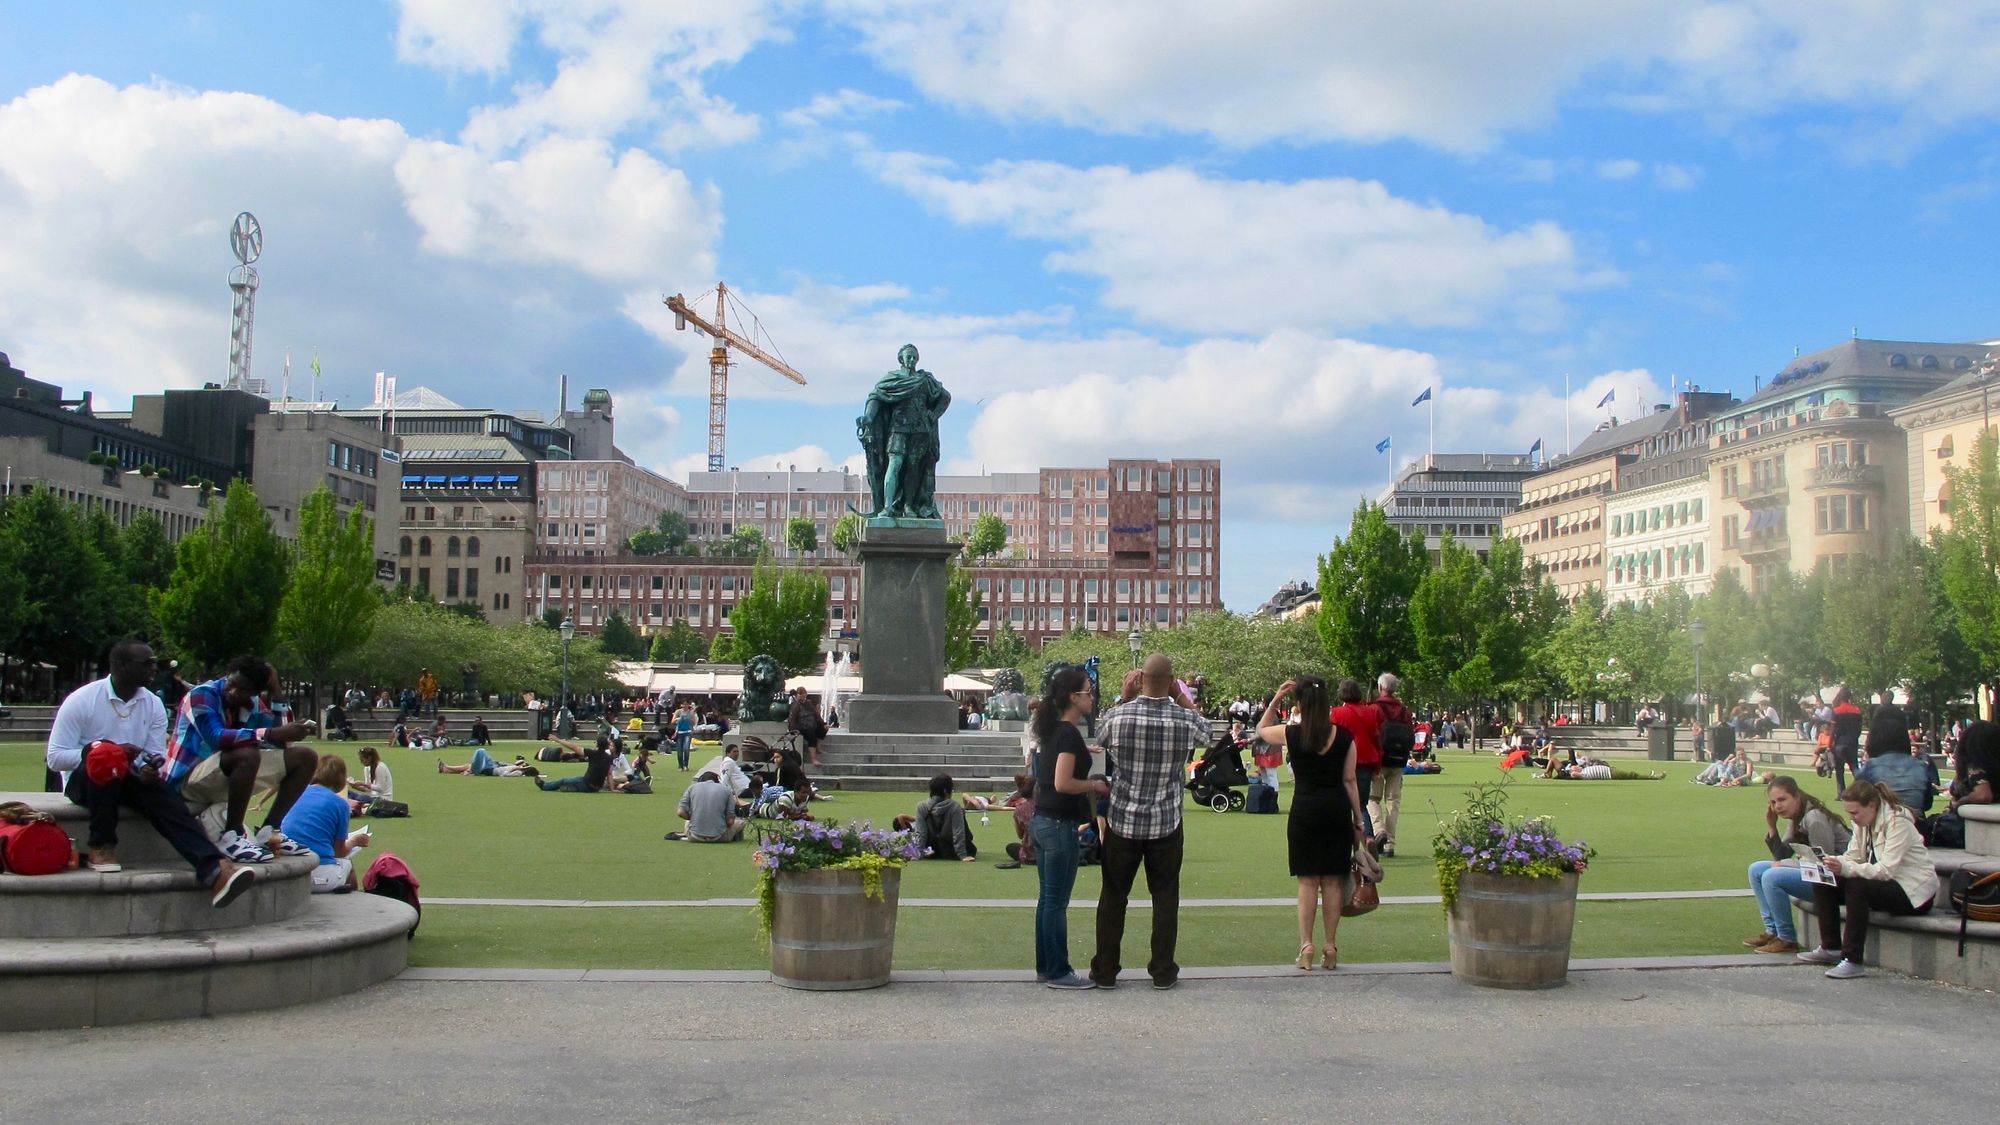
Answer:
[{"left": 6, "top": 2, "right": 2000, "bottom": 610}]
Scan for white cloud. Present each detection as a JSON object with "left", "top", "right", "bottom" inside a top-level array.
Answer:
[
  {"left": 869, "top": 154, "right": 1601, "bottom": 335},
  {"left": 1596, "top": 158, "right": 1644, "bottom": 180},
  {"left": 1652, "top": 162, "right": 1703, "bottom": 191},
  {"left": 780, "top": 88, "right": 905, "bottom": 128}
]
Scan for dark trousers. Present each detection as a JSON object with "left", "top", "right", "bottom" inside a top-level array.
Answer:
[
  {"left": 63, "top": 768, "right": 223, "bottom": 886},
  {"left": 1091, "top": 825, "right": 1184, "bottom": 986},
  {"left": 1813, "top": 875, "right": 1927, "bottom": 962}
]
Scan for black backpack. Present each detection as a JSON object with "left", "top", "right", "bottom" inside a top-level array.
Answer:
[{"left": 1379, "top": 711, "right": 1416, "bottom": 769}]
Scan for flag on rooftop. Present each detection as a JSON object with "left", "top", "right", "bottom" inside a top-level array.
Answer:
[
  {"left": 1596, "top": 387, "right": 1616, "bottom": 408},
  {"left": 1375, "top": 436, "right": 1391, "bottom": 454},
  {"left": 1411, "top": 387, "right": 1431, "bottom": 406},
  {"left": 1529, "top": 438, "right": 1543, "bottom": 456}
]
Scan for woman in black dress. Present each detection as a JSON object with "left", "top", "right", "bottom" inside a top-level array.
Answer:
[{"left": 1258, "top": 676, "right": 1360, "bottom": 970}]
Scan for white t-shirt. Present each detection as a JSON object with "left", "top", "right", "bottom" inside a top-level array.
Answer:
[
  {"left": 46, "top": 677, "right": 170, "bottom": 776},
  {"left": 361, "top": 761, "right": 394, "bottom": 799}
]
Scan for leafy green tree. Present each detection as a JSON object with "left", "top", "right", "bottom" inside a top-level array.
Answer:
[
  {"left": 0, "top": 488, "right": 119, "bottom": 681},
  {"left": 1820, "top": 544, "right": 1939, "bottom": 702},
  {"left": 963, "top": 512, "right": 1007, "bottom": 560},
  {"left": 1537, "top": 587, "right": 1611, "bottom": 703},
  {"left": 831, "top": 512, "right": 861, "bottom": 554},
  {"left": 983, "top": 621, "right": 1030, "bottom": 668},
  {"left": 649, "top": 619, "right": 706, "bottom": 663},
  {"left": 539, "top": 606, "right": 566, "bottom": 629},
  {"left": 1316, "top": 501, "right": 1428, "bottom": 683},
  {"left": 156, "top": 479, "right": 290, "bottom": 671},
  {"left": 1939, "top": 431, "right": 2000, "bottom": 684},
  {"left": 730, "top": 558, "right": 829, "bottom": 674},
  {"left": 1409, "top": 533, "right": 1490, "bottom": 708},
  {"left": 274, "top": 488, "right": 380, "bottom": 716},
  {"left": 710, "top": 525, "right": 767, "bottom": 557},
  {"left": 118, "top": 512, "right": 177, "bottom": 591},
  {"left": 707, "top": 630, "right": 737, "bottom": 663},
  {"left": 1147, "top": 610, "right": 1337, "bottom": 707},
  {"left": 945, "top": 562, "right": 982, "bottom": 672},
  {"left": 784, "top": 516, "right": 819, "bottom": 556},
  {"left": 656, "top": 511, "right": 692, "bottom": 553},
  {"left": 1915, "top": 535, "right": 1982, "bottom": 718},
  {"left": 598, "top": 610, "right": 646, "bottom": 659},
  {"left": 1753, "top": 566, "right": 1835, "bottom": 709},
  {"left": 83, "top": 507, "right": 154, "bottom": 645},
  {"left": 0, "top": 496, "right": 27, "bottom": 658},
  {"left": 626, "top": 528, "right": 668, "bottom": 555},
  {"left": 444, "top": 601, "right": 488, "bottom": 623}
]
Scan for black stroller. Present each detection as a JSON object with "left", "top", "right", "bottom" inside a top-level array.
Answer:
[{"left": 1187, "top": 741, "right": 1248, "bottom": 812}]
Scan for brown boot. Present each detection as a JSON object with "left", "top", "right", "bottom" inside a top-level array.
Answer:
[
  {"left": 1756, "top": 938, "right": 1801, "bottom": 954},
  {"left": 1742, "top": 932, "right": 1777, "bottom": 948}
]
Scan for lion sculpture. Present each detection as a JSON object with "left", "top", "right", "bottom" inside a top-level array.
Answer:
[
  {"left": 986, "top": 667, "right": 1029, "bottom": 722},
  {"left": 737, "top": 654, "right": 790, "bottom": 723}
]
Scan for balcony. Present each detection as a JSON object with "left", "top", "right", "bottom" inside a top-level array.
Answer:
[
  {"left": 1807, "top": 463, "right": 1885, "bottom": 490},
  {"left": 1738, "top": 535, "right": 1791, "bottom": 562},
  {"left": 1740, "top": 478, "right": 1788, "bottom": 505}
]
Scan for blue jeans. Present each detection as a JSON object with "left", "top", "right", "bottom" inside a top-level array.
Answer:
[
  {"left": 470, "top": 748, "right": 497, "bottom": 776},
  {"left": 1749, "top": 859, "right": 1811, "bottom": 941},
  {"left": 1353, "top": 766, "right": 1376, "bottom": 838},
  {"left": 1030, "top": 815, "right": 1083, "bottom": 980},
  {"left": 675, "top": 733, "right": 692, "bottom": 770},
  {"left": 539, "top": 775, "right": 592, "bottom": 792}
]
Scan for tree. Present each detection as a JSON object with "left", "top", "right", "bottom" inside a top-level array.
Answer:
[
  {"left": 626, "top": 528, "right": 669, "bottom": 555},
  {"left": 0, "top": 488, "right": 118, "bottom": 681},
  {"left": 729, "top": 558, "right": 829, "bottom": 674},
  {"left": 1148, "top": 610, "right": 1337, "bottom": 707},
  {"left": 1316, "top": 501, "right": 1428, "bottom": 683},
  {"left": 540, "top": 606, "right": 566, "bottom": 629},
  {"left": 784, "top": 516, "right": 819, "bottom": 556},
  {"left": 1821, "top": 542, "right": 1941, "bottom": 702},
  {"left": 707, "top": 630, "right": 737, "bottom": 663},
  {"left": 598, "top": 610, "right": 646, "bottom": 659},
  {"left": 118, "top": 512, "right": 177, "bottom": 591},
  {"left": 1915, "top": 534, "right": 1981, "bottom": 718},
  {"left": 964, "top": 512, "right": 1007, "bottom": 560},
  {"left": 274, "top": 488, "right": 380, "bottom": 717},
  {"left": 1939, "top": 431, "right": 2000, "bottom": 687},
  {"left": 710, "top": 525, "right": 766, "bottom": 557},
  {"left": 945, "top": 561, "right": 982, "bottom": 672},
  {"left": 649, "top": 620, "right": 706, "bottom": 663},
  {"left": 656, "top": 511, "right": 692, "bottom": 553},
  {"left": 983, "top": 621, "right": 1030, "bottom": 668},
  {"left": 1753, "top": 566, "right": 1835, "bottom": 709},
  {"left": 831, "top": 512, "right": 861, "bottom": 555},
  {"left": 1537, "top": 587, "right": 1611, "bottom": 704},
  {"left": 1409, "top": 532, "right": 1491, "bottom": 708},
  {"left": 156, "top": 478, "right": 291, "bottom": 671}
]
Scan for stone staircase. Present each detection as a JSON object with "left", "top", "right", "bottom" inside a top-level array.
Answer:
[
  {"left": 1797, "top": 803, "right": 2000, "bottom": 991},
  {"left": 1551, "top": 723, "right": 1820, "bottom": 766},
  {"left": 815, "top": 731, "right": 1032, "bottom": 792},
  {"left": 0, "top": 705, "right": 547, "bottom": 745},
  {"left": 0, "top": 791, "right": 416, "bottom": 1030}
]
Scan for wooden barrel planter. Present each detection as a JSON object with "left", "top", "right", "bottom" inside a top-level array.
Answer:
[
  {"left": 1447, "top": 870, "right": 1581, "bottom": 989},
  {"left": 769, "top": 867, "right": 902, "bottom": 990}
]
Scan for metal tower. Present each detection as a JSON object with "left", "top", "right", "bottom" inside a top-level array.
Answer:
[{"left": 225, "top": 211, "right": 262, "bottom": 391}]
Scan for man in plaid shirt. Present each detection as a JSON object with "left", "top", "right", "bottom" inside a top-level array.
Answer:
[
  {"left": 1090, "top": 653, "right": 1210, "bottom": 990},
  {"left": 165, "top": 656, "right": 320, "bottom": 864}
]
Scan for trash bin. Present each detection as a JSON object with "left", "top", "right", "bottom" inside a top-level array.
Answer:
[
  {"left": 1646, "top": 723, "right": 1676, "bottom": 761},
  {"left": 1708, "top": 722, "right": 1736, "bottom": 762}
]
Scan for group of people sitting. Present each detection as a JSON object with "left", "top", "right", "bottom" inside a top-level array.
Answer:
[{"left": 665, "top": 739, "right": 827, "bottom": 843}]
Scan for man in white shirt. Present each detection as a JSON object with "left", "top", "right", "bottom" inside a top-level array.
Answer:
[
  {"left": 699, "top": 743, "right": 753, "bottom": 797},
  {"left": 46, "top": 641, "right": 254, "bottom": 908}
]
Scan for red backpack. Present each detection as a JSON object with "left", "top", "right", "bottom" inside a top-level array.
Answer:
[{"left": 362, "top": 851, "right": 422, "bottom": 937}]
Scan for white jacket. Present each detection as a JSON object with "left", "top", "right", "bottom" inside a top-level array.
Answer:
[{"left": 1840, "top": 806, "right": 1938, "bottom": 909}]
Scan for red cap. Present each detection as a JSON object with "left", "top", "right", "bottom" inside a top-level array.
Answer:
[{"left": 84, "top": 740, "right": 130, "bottom": 786}]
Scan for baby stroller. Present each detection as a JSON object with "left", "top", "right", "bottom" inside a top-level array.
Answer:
[{"left": 1187, "top": 741, "right": 1248, "bottom": 812}]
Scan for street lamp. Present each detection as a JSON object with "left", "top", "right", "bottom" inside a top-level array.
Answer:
[
  {"left": 1688, "top": 618, "right": 1707, "bottom": 724},
  {"left": 559, "top": 616, "right": 576, "bottom": 715},
  {"left": 1128, "top": 628, "right": 1142, "bottom": 669}
]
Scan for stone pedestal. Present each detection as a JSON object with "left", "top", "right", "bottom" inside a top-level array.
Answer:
[{"left": 847, "top": 523, "right": 960, "bottom": 734}]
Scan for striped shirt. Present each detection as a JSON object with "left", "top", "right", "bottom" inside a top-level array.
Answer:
[
  {"left": 161, "top": 677, "right": 276, "bottom": 790},
  {"left": 1099, "top": 695, "right": 1210, "bottom": 840}
]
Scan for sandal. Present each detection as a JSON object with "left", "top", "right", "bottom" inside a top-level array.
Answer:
[
  {"left": 1322, "top": 946, "right": 1338, "bottom": 970},
  {"left": 1295, "top": 942, "right": 1315, "bottom": 970}
]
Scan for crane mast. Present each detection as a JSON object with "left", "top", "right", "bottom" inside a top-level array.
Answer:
[{"left": 665, "top": 282, "right": 807, "bottom": 473}]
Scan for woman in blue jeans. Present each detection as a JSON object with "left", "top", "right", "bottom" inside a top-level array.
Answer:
[
  {"left": 1746, "top": 774, "right": 1852, "bottom": 953},
  {"left": 1030, "top": 666, "right": 1109, "bottom": 990}
]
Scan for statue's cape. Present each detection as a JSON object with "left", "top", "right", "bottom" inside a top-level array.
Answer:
[{"left": 868, "top": 368, "right": 935, "bottom": 405}]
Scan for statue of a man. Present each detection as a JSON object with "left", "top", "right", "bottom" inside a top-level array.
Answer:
[{"left": 858, "top": 344, "right": 950, "bottom": 519}]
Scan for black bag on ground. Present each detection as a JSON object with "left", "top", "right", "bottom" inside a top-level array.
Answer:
[
  {"left": 1925, "top": 811, "right": 1965, "bottom": 849},
  {"left": 622, "top": 776, "right": 652, "bottom": 795},
  {"left": 536, "top": 746, "right": 563, "bottom": 762},
  {"left": 368, "top": 798, "right": 411, "bottom": 818},
  {"left": 1246, "top": 782, "right": 1278, "bottom": 814}
]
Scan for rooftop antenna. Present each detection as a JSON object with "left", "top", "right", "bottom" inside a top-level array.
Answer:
[{"left": 225, "top": 211, "right": 262, "bottom": 392}]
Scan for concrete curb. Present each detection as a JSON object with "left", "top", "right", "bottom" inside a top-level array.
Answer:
[{"left": 422, "top": 888, "right": 1755, "bottom": 909}]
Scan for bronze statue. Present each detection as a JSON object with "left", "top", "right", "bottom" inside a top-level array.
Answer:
[{"left": 857, "top": 344, "right": 950, "bottom": 520}]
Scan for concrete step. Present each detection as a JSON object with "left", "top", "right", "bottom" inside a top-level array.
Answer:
[
  {"left": 0, "top": 893, "right": 414, "bottom": 1031},
  {"left": 1796, "top": 897, "right": 2000, "bottom": 992},
  {"left": 1963, "top": 804, "right": 2000, "bottom": 857},
  {"left": 0, "top": 855, "right": 316, "bottom": 939},
  {"left": 15, "top": 789, "right": 200, "bottom": 867}
]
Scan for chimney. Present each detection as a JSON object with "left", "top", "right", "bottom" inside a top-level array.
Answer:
[{"left": 559, "top": 373, "right": 568, "bottom": 418}]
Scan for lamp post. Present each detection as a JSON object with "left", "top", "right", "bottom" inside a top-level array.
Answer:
[
  {"left": 559, "top": 616, "right": 576, "bottom": 714},
  {"left": 1688, "top": 618, "right": 1707, "bottom": 725},
  {"left": 1128, "top": 628, "right": 1142, "bottom": 669}
]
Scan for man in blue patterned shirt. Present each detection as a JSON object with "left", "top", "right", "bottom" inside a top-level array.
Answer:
[{"left": 1090, "top": 653, "right": 1210, "bottom": 990}]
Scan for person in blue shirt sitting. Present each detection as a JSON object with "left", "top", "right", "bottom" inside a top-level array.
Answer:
[
  {"left": 1857, "top": 706, "right": 1930, "bottom": 813},
  {"left": 280, "top": 754, "right": 371, "bottom": 893}
]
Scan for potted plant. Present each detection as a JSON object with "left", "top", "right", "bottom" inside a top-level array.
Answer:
[
  {"left": 1434, "top": 780, "right": 1593, "bottom": 989},
  {"left": 753, "top": 818, "right": 919, "bottom": 991}
]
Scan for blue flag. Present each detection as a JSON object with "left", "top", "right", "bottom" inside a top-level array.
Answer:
[
  {"left": 1529, "top": 438, "right": 1543, "bottom": 455},
  {"left": 1596, "top": 387, "right": 1616, "bottom": 408},
  {"left": 1375, "top": 436, "right": 1391, "bottom": 454},
  {"left": 1411, "top": 386, "right": 1431, "bottom": 407}
]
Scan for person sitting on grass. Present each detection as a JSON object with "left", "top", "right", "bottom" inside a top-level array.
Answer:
[
  {"left": 531, "top": 736, "right": 615, "bottom": 793},
  {"left": 668, "top": 771, "right": 744, "bottom": 842},
  {"left": 278, "top": 754, "right": 371, "bottom": 894},
  {"left": 698, "top": 742, "right": 753, "bottom": 798},
  {"left": 437, "top": 748, "right": 535, "bottom": 777},
  {"left": 1745, "top": 774, "right": 1852, "bottom": 955},
  {"left": 1798, "top": 781, "right": 1938, "bottom": 979},
  {"left": 995, "top": 773, "right": 1038, "bottom": 869},
  {"left": 468, "top": 717, "right": 491, "bottom": 745},
  {"left": 426, "top": 716, "right": 450, "bottom": 750},
  {"left": 911, "top": 773, "right": 977, "bottom": 862},
  {"left": 1692, "top": 747, "right": 1749, "bottom": 786},
  {"left": 346, "top": 746, "right": 393, "bottom": 813}
]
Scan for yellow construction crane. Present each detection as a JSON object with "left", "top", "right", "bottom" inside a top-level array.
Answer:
[{"left": 665, "top": 283, "right": 807, "bottom": 472}]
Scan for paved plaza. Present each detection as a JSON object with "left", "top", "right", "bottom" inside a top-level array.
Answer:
[{"left": 8, "top": 963, "right": 1991, "bottom": 1123}]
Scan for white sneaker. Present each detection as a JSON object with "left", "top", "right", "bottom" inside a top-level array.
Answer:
[
  {"left": 1824, "top": 959, "right": 1867, "bottom": 979},
  {"left": 219, "top": 829, "right": 273, "bottom": 864},
  {"left": 257, "top": 825, "right": 313, "bottom": 858},
  {"left": 1795, "top": 946, "right": 1841, "bottom": 965}
]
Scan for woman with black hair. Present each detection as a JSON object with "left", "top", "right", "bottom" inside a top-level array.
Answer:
[
  {"left": 1029, "top": 666, "right": 1109, "bottom": 990},
  {"left": 1857, "top": 706, "right": 1928, "bottom": 812},
  {"left": 1260, "top": 676, "right": 1360, "bottom": 970}
]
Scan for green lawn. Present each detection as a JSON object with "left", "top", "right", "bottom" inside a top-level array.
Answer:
[{"left": 3, "top": 743, "right": 1797, "bottom": 969}]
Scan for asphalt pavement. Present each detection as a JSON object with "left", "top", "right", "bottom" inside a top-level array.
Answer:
[{"left": 6, "top": 965, "right": 1991, "bottom": 1124}]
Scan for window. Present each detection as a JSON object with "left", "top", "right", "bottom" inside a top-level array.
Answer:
[
  {"left": 1722, "top": 515, "right": 1738, "bottom": 548},
  {"left": 1939, "top": 435, "right": 1956, "bottom": 458},
  {"left": 399, "top": 536, "right": 412, "bottom": 556},
  {"left": 417, "top": 567, "right": 431, "bottom": 592},
  {"left": 467, "top": 537, "right": 480, "bottom": 558},
  {"left": 466, "top": 569, "right": 478, "bottom": 599},
  {"left": 418, "top": 536, "right": 432, "bottom": 557},
  {"left": 447, "top": 536, "right": 460, "bottom": 557},
  {"left": 1721, "top": 465, "right": 1739, "bottom": 497},
  {"left": 446, "top": 568, "right": 460, "bottom": 598}
]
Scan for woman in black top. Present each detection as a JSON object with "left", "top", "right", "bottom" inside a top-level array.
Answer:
[
  {"left": 1029, "top": 666, "right": 1108, "bottom": 990},
  {"left": 1258, "top": 676, "right": 1359, "bottom": 971}
]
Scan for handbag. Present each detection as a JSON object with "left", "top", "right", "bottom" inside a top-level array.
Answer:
[{"left": 1343, "top": 841, "right": 1383, "bottom": 917}]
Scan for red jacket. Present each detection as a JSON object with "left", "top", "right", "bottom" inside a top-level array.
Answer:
[{"left": 1331, "top": 702, "right": 1382, "bottom": 769}]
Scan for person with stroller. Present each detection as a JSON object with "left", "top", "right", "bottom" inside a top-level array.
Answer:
[{"left": 1260, "top": 676, "right": 1359, "bottom": 970}]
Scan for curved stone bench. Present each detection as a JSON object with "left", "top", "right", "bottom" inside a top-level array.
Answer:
[{"left": 0, "top": 855, "right": 316, "bottom": 939}]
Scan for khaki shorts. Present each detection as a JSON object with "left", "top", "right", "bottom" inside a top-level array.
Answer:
[
  {"left": 181, "top": 747, "right": 288, "bottom": 837},
  {"left": 310, "top": 856, "right": 354, "bottom": 893}
]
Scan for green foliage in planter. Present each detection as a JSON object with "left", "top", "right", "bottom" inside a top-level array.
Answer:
[
  {"left": 1432, "top": 777, "right": 1593, "bottom": 913},
  {"left": 750, "top": 818, "right": 920, "bottom": 936}
]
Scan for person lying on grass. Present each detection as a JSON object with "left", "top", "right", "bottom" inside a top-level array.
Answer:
[{"left": 436, "top": 748, "right": 537, "bottom": 777}]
